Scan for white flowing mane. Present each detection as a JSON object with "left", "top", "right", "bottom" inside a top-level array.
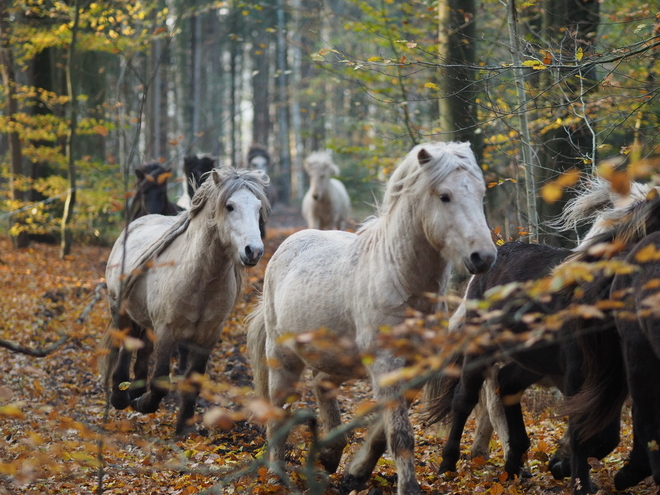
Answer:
[
  {"left": 360, "top": 141, "right": 482, "bottom": 233},
  {"left": 118, "top": 167, "right": 270, "bottom": 307}
]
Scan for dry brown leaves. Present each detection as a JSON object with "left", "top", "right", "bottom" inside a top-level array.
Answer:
[{"left": 0, "top": 232, "right": 653, "bottom": 494}]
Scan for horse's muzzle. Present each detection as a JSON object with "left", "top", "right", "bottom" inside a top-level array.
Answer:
[
  {"left": 242, "top": 244, "right": 264, "bottom": 266},
  {"left": 464, "top": 250, "right": 497, "bottom": 274}
]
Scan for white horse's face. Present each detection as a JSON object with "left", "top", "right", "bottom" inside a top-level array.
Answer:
[
  {"left": 422, "top": 166, "right": 496, "bottom": 275},
  {"left": 220, "top": 188, "right": 264, "bottom": 266},
  {"left": 308, "top": 168, "right": 332, "bottom": 201},
  {"left": 250, "top": 155, "right": 269, "bottom": 173}
]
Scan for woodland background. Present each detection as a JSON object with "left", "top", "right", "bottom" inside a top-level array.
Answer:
[{"left": 0, "top": 0, "right": 658, "bottom": 494}]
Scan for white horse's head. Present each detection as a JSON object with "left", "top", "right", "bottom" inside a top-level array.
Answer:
[
  {"left": 191, "top": 168, "right": 270, "bottom": 266},
  {"left": 384, "top": 142, "right": 497, "bottom": 274},
  {"left": 304, "top": 150, "right": 340, "bottom": 201}
]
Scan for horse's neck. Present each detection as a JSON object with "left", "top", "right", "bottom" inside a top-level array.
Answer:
[
  {"left": 182, "top": 212, "right": 233, "bottom": 276},
  {"left": 368, "top": 209, "right": 450, "bottom": 310}
]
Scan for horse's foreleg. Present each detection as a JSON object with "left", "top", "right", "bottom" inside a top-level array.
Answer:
[
  {"left": 498, "top": 363, "right": 545, "bottom": 479},
  {"left": 175, "top": 345, "right": 211, "bottom": 437},
  {"left": 131, "top": 333, "right": 176, "bottom": 415},
  {"left": 356, "top": 357, "right": 421, "bottom": 495},
  {"left": 470, "top": 368, "right": 501, "bottom": 460},
  {"left": 313, "top": 372, "right": 347, "bottom": 473},
  {"left": 111, "top": 347, "right": 133, "bottom": 410},
  {"left": 265, "top": 345, "right": 305, "bottom": 466}
]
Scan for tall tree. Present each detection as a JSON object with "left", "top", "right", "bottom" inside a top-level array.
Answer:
[
  {"left": 0, "top": 2, "right": 27, "bottom": 247},
  {"left": 437, "top": 0, "right": 480, "bottom": 155},
  {"left": 60, "top": 0, "right": 83, "bottom": 258}
]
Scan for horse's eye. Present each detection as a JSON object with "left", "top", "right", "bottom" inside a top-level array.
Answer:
[
  {"left": 226, "top": 204, "right": 235, "bottom": 212},
  {"left": 440, "top": 194, "right": 451, "bottom": 203}
]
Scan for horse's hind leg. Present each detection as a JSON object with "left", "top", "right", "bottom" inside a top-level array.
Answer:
[
  {"left": 130, "top": 327, "right": 154, "bottom": 400},
  {"left": 110, "top": 320, "right": 143, "bottom": 409},
  {"left": 175, "top": 345, "right": 212, "bottom": 436},
  {"left": 131, "top": 332, "right": 176, "bottom": 415},
  {"left": 313, "top": 372, "right": 347, "bottom": 473},
  {"left": 439, "top": 358, "right": 488, "bottom": 474}
]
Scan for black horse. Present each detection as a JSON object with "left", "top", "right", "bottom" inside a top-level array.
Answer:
[
  {"left": 569, "top": 226, "right": 660, "bottom": 492},
  {"left": 426, "top": 189, "right": 660, "bottom": 494},
  {"left": 128, "top": 162, "right": 182, "bottom": 223},
  {"left": 183, "top": 155, "right": 215, "bottom": 198}
]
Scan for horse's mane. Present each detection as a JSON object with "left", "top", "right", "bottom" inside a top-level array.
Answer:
[
  {"left": 551, "top": 177, "right": 650, "bottom": 237},
  {"left": 304, "top": 150, "right": 339, "bottom": 175},
  {"left": 248, "top": 145, "right": 270, "bottom": 164},
  {"left": 564, "top": 186, "right": 660, "bottom": 264},
  {"left": 118, "top": 167, "right": 271, "bottom": 308},
  {"left": 362, "top": 141, "right": 481, "bottom": 228}
]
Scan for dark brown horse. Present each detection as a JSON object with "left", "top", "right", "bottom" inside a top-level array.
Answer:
[
  {"left": 426, "top": 184, "right": 660, "bottom": 494},
  {"left": 128, "top": 162, "right": 182, "bottom": 223},
  {"left": 570, "top": 226, "right": 660, "bottom": 492}
]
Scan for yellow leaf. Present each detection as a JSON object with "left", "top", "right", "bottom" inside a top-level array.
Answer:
[
  {"left": 0, "top": 404, "right": 24, "bottom": 419},
  {"left": 635, "top": 244, "right": 660, "bottom": 263},
  {"left": 522, "top": 59, "right": 542, "bottom": 66},
  {"left": 576, "top": 47, "right": 584, "bottom": 61},
  {"left": 93, "top": 125, "right": 109, "bottom": 137},
  {"left": 556, "top": 168, "right": 580, "bottom": 187},
  {"left": 424, "top": 82, "right": 439, "bottom": 90},
  {"left": 541, "top": 182, "right": 563, "bottom": 204},
  {"left": 368, "top": 56, "right": 382, "bottom": 62},
  {"left": 118, "top": 381, "right": 131, "bottom": 391}
]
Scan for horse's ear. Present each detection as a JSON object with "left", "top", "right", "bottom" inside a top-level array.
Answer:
[
  {"left": 418, "top": 148, "right": 433, "bottom": 166},
  {"left": 211, "top": 169, "right": 221, "bottom": 185},
  {"left": 331, "top": 163, "right": 340, "bottom": 176}
]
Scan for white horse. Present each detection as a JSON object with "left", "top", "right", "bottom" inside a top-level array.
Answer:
[
  {"left": 101, "top": 167, "right": 270, "bottom": 436},
  {"left": 435, "top": 177, "right": 654, "bottom": 465},
  {"left": 248, "top": 141, "right": 497, "bottom": 495},
  {"left": 301, "top": 150, "right": 351, "bottom": 230}
]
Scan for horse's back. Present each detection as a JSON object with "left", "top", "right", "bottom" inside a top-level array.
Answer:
[
  {"left": 468, "top": 241, "right": 570, "bottom": 299},
  {"left": 263, "top": 229, "right": 358, "bottom": 332},
  {"left": 106, "top": 214, "right": 180, "bottom": 296}
]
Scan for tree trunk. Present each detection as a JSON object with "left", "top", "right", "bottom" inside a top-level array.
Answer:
[
  {"left": 60, "top": 0, "right": 82, "bottom": 258},
  {"left": 507, "top": 0, "right": 539, "bottom": 241},
  {"left": 0, "top": 2, "right": 28, "bottom": 248},
  {"left": 437, "top": 0, "right": 480, "bottom": 156},
  {"left": 275, "top": 0, "right": 290, "bottom": 202},
  {"left": 251, "top": 0, "right": 274, "bottom": 149},
  {"left": 536, "top": 0, "right": 599, "bottom": 245}
]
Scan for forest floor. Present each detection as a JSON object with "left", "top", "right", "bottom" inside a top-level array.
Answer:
[{"left": 0, "top": 206, "right": 653, "bottom": 494}]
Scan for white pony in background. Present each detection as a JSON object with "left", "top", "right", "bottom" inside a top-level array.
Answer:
[
  {"left": 248, "top": 141, "right": 497, "bottom": 495},
  {"left": 301, "top": 150, "right": 351, "bottom": 230}
]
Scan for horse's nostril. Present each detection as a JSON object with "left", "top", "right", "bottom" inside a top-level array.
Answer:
[
  {"left": 312, "top": 194, "right": 319, "bottom": 200},
  {"left": 470, "top": 251, "right": 496, "bottom": 272},
  {"left": 245, "top": 245, "right": 253, "bottom": 257}
]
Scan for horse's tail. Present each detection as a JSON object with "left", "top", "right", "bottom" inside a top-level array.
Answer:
[
  {"left": 246, "top": 303, "right": 269, "bottom": 398},
  {"left": 422, "top": 353, "right": 463, "bottom": 425},
  {"left": 422, "top": 297, "right": 467, "bottom": 424},
  {"left": 98, "top": 320, "right": 119, "bottom": 386},
  {"left": 561, "top": 316, "right": 628, "bottom": 442}
]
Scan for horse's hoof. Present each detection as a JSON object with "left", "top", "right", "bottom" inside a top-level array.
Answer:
[
  {"left": 438, "top": 460, "right": 458, "bottom": 475},
  {"left": 614, "top": 463, "right": 650, "bottom": 491},
  {"left": 550, "top": 459, "right": 570, "bottom": 480},
  {"left": 338, "top": 473, "right": 367, "bottom": 494},
  {"left": 318, "top": 450, "right": 341, "bottom": 474},
  {"left": 130, "top": 396, "right": 159, "bottom": 414},
  {"left": 110, "top": 392, "right": 131, "bottom": 410}
]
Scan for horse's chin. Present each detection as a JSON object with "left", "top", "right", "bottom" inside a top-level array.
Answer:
[{"left": 241, "top": 256, "right": 260, "bottom": 267}]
